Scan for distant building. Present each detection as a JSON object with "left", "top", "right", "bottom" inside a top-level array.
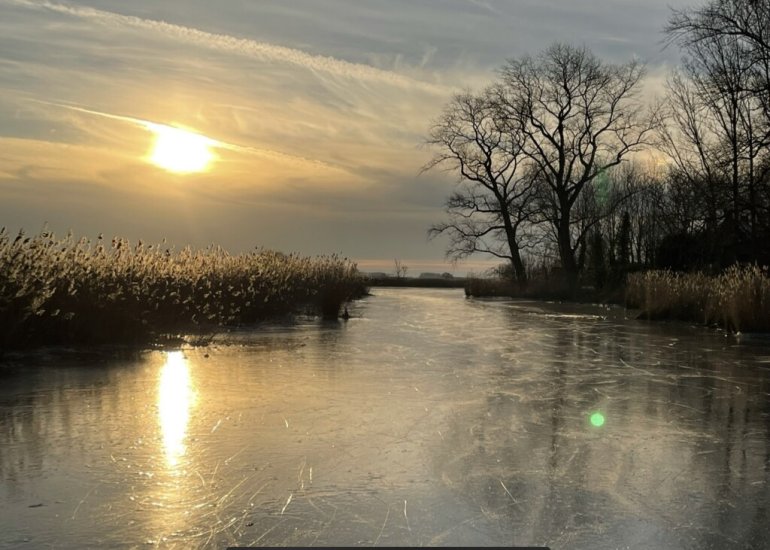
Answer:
[{"left": 366, "top": 272, "right": 391, "bottom": 279}]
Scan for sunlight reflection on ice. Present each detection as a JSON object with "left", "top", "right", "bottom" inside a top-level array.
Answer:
[
  {"left": 2, "top": 290, "right": 770, "bottom": 547},
  {"left": 158, "top": 351, "right": 194, "bottom": 470}
]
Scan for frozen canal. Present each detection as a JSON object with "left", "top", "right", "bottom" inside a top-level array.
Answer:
[{"left": 1, "top": 288, "right": 770, "bottom": 549}]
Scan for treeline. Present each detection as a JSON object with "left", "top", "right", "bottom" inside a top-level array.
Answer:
[
  {"left": 366, "top": 276, "right": 466, "bottom": 289},
  {"left": 0, "top": 229, "right": 365, "bottom": 350},
  {"left": 426, "top": 0, "right": 770, "bottom": 293}
]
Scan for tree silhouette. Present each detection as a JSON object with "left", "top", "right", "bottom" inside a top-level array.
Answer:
[{"left": 494, "top": 44, "right": 659, "bottom": 287}]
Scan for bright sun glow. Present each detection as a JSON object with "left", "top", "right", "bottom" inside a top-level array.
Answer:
[
  {"left": 158, "top": 351, "right": 195, "bottom": 470},
  {"left": 148, "top": 124, "right": 216, "bottom": 173}
]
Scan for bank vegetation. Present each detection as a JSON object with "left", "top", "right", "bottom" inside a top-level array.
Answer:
[
  {"left": 0, "top": 228, "right": 365, "bottom": 349},
  {"left": 427, "top": 0, "right": 770, "bottom": 331}
]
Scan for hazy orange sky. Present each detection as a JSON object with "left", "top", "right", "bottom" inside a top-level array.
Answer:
[{"left": 0, "top": 0, "right": 689, "bottom": 274}]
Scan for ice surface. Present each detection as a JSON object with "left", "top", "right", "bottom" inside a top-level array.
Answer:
[{"left": 0, "top": 288, "right": 769, "bottom": 548}]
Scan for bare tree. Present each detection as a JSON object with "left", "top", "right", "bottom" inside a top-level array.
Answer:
[
  {"left": 667, "top": 0, "right": 770, "bottom": 111},
  {"left": 424, "top": 90, "right": 538, "bottom": 285},
  {"left": 666, "top": 0, "right": 770, "bottom": 261},
  {"left": 616, "top": 162, "right": 668, "bottom": 266},
  {"left": 494, "top": 44, "right": 659, "bottom": 287},
  {"left": 658, "top": 70, "right": 727, "bottom": 235},
  {"left": 394, "top": 259, "right": 408, "bottom": 279}
]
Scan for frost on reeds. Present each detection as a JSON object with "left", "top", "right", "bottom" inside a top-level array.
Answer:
[
  {"left": 626, "top": 265, "right": 770, "bottom": 332},
  {"left": 0, "top": 228, "right": 366, "bottom": 348}
]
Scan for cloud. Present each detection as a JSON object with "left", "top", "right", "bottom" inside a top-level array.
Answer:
[
  {"left": 465, "top": 0, "right": 502, "bottom": 16},
  {"left": 26, "top": 99, "right": 353, "bottom": 174},
  {"left": 0, "top": 0, "right": 694, "bottom": 271},
  {"left": 5, "top": 0, "right": 447, "bottom": 94}
]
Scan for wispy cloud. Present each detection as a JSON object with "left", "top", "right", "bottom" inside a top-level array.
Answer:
[
  {"left": 466, "top": 0, "right": 502, "bottom": 16},
  {"left": 5, "top": 0, "right": 447, "bottom": 94},
  {"left": 27, "top": 99, "right": 352, "bottom": 173},
  {"left": 0, "top": 0, "right": 687, "bottom": 267}
]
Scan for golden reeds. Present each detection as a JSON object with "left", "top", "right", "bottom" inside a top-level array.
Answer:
[
  {"left": 626, "top": 265, "right": 770, "bottom": 332},
  {"left": 0, "top": 228, "right": 365, "bottom": 348}
]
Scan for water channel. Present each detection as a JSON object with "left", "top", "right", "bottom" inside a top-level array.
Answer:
[{"left": 1, "top": 288, "right": 769, "bottom": 548}]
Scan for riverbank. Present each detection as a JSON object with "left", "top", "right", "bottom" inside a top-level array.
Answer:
[
  {"left": 366, "top": 276, "right": 466, "bottom": 289},
  {"left": 626, "top": 265, "right": 770, "bottom": 333},
  {"left": 464, "top": 276, "right": 625, "bottom": 303},
  {"left": 0, "top": 229, "right": 366, "bottom": 350},
  {"left": 466, "top": 264, "right": 770, "bottom": 333}
]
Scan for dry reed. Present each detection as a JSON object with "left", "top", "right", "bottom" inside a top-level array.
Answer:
[
  {"left": 0, "top": 228, "right": 365, "bottom": 348},
  {"left": 626, "top": 265, "right": 770, "bottom": 332}
]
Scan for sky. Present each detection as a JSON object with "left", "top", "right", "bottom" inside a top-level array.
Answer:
[{"left": 0, "top": 0, "right": 691, "bottom": 275}]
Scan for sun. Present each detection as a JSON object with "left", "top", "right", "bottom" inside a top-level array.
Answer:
[{"left": 147, "top": 124, "right": 216, "bottom": 173}]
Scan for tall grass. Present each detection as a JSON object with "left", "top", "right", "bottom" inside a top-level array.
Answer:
[
  {"left": 465, "top": 276, "right": 588, "bottom": 301},
  {"left": 464, "top": 277, "right": 518, "bottom": 297},
  {"left": 0, "top": 228, "right": 366, "bottom": 349},
  {"left": 626, "top": 265, "right": 770, "bottom": 332}
]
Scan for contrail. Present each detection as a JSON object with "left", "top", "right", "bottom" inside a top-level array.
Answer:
[{"left": 5, "top": 0, "right": 446, "bottom": 94}]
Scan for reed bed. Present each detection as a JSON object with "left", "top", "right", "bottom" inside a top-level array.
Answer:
[
  {"left": 465, "top": 278, "right": 518, "bottom": 298},
  {"left": 626, "top": 265, "right": 770, "bottom": 332},
  {"left": 0, "top": 229, "right": 366, "bottom": 349},
  {"left": 464, "top": 276, "right": 579, "bottom": 300}
]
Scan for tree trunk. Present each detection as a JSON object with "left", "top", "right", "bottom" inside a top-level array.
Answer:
[
  {"left": 500, "top": 205, "right": 528, "bottom": 286},
  {"left": 510, "top": 252, "right": 527, "bottom": 287},
  {"left": 557, "top": 214, "right": 579, "bottom": 289}
]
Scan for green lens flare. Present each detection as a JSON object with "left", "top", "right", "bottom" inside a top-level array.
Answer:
[{"left": 590, "top": 412, "right": 605, "bottom": 427}]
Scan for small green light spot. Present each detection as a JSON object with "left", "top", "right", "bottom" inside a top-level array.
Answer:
[{"left": 590, "top": 412, "right": 605, "bottom": 427}]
